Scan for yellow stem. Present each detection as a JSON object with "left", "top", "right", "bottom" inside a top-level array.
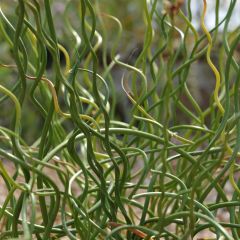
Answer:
[{"left": 201, "top": 0, "right": 224, "bottom": 114}]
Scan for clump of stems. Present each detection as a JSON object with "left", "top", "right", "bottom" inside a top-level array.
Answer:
[{"left": 0, "top": 0, "right": 239, "bottom": 239}]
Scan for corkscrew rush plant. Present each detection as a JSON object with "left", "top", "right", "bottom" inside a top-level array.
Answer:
[{"left": 0, "top": 0, "right": 240, "bottom": 239}]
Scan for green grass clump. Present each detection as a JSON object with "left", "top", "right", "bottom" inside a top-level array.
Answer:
[{"left": 0, "top": 0, "right": 240, "bottom": 239}]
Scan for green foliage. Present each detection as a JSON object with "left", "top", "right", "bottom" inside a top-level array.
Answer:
[{"left": 0, "top": 0, "right": 239, "bottom": 239}]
